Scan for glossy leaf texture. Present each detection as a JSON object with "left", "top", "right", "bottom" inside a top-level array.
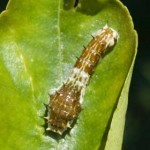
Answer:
[{"left": 0, "top": 0, "right": 137, "bottom": 149}]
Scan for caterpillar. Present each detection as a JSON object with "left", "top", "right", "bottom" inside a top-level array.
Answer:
[{"left": 45, "top": 25, "right": 119, "bottom": 135}]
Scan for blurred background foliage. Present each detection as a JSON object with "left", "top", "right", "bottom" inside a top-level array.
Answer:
[
  {"left": 121, "top": 0, "right": 150, "bottom": 150},
  {"left": 0, "top": 0, "right": 149, "bottom": 150}
]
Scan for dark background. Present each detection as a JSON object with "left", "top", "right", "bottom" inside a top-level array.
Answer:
[
  {"left": 0, "top": 0, "right": 150, "bottom": 149},
  {"left": 121, "top": 0, "right": 150, "bottom": 150}
]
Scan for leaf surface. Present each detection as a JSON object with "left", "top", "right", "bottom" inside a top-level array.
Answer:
[{"left": 0, "top": 0, "right": 137, "bottom": 149}]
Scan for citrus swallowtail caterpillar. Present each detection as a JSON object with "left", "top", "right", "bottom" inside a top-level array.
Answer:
[{"left": 45, "top": 25, "right": 119, "bottom": 135}]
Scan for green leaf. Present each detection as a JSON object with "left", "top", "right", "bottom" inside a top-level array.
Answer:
[
  {"left": 104, "top": 38, "right": 138, "bottom": 150},
  {"left": 0, "top": 0, "right": 137, "bottom": 149}
]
